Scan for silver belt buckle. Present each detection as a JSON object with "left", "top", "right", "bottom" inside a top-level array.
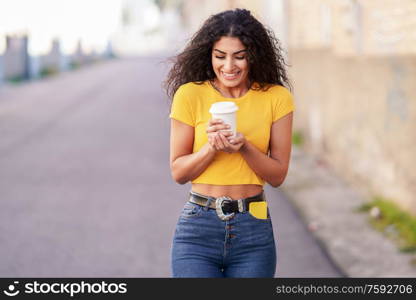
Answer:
[{"left": 215, "top": 196, "right": 235, "bottom": 221}]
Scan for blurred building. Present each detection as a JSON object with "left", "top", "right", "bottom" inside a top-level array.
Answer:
[
  {"left": 30, "top": 39, "right": 65, "bottom": 78},
  {"left": 287, "top": 0, "right": 416, "bottom": 214},
  {"left": 0, "top": 46, "right": 3, "bottom": 84},
  {"left": 288, "top": 0, "right": 416, "bottom": 56},
  {"left": 2, "top": 34, "right": 30, "bottom": 81},
  {"left": 110, "top": 0, "right": 187, "bottom": 56},
  {"left": 111, "top": 0, "right": 166, "bottom": 56}
]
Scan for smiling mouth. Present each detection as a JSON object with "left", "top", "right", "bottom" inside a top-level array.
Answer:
[{"left": 221, "top": 71, "right": 241, "bottom": 80}]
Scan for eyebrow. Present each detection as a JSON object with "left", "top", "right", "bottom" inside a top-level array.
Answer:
[{"left": 214, "top": 49, "right": 247, "bottom": 55}]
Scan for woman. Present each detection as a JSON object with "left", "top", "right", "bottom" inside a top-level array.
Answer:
[{"left": 165, "top": 8, "right": 294, "bottom": 277}]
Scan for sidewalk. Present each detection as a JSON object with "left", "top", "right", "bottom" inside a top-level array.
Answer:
[{"left": 280, "top": 146, "right": 416, "bottom": 277}]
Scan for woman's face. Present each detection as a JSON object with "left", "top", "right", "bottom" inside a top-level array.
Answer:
[{"left": 211, "top": 36, "right": 249, "bottom": 89}]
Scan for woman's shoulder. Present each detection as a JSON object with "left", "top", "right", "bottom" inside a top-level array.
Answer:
[
  {"left": 251, "top": 83, "right": 292, "bottom": 100},
  {"left": 177, "top": 81, "right": 210, "bottom": 94},
  {"left": 254, "top": 83, "right": 291, "bottom": 94},
  {"left": 173, "top": 81, "right": 210, "bottom": 106}
]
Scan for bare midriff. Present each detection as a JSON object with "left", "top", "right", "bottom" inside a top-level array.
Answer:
[{"left": 191, "top": 183, "right": 263, "bottom": 200}]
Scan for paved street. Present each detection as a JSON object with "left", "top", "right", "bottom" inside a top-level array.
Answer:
[{"left": 0, "top": 57, "right": 341, "bottom": 277}]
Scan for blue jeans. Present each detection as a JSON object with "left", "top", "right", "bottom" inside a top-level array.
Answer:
[{"left": 171, "top": 193, "right": 277, "bottom": 278}]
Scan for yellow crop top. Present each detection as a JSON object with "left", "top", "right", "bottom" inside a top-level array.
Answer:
[{"left": 169, "top": 81, "right": 295, "bottom": 186}]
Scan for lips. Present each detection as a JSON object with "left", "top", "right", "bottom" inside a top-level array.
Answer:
[{"left": 221, "top": 71, "right": 241, "bottom": 80}]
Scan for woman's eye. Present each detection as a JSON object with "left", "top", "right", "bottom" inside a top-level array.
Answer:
[
  {"left": 235, "top": 56, "right": 245, "bottom": 60},
  {"left": 215, "top": 56, "right": 225, "bottom": 59}
]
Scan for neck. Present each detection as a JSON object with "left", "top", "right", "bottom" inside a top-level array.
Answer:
[{"left": 212, "top": 79, "right": 250, "bottom": 98}]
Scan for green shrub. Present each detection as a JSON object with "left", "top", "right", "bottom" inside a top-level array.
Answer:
[
  {"left": 292, "top": 131, "right": 304, "bottom": 146},
  {"left": 7, "top": 75, "right": 25, "bottom": 84},
  {"left": 40, "top": 66, "right": 58, "bottom": 78},
  {"left": 358, "top": 196, "right": 416, "bottom": 253}
]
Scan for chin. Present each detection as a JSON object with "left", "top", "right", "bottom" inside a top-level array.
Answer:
[
  {"left": 219, "top": 80, "right": 241, "bottom": 88},
  {"left": 217, "top": 76, "right": 248, "bottom": 88}
]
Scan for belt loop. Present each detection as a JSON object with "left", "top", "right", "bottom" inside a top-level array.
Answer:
[
  {"left": 238, "top": 199, "right": 244, "bottom": 212},
  {"left": 204, "top": 196, "right": 215, "bottom": 211}
]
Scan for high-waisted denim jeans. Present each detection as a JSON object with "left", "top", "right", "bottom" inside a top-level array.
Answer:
[{"left": 171, "top": 192, "right": 277, "bottom": 278}]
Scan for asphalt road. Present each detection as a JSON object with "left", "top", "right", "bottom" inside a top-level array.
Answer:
[{"left": 0, "top": 57, "right": 341, "bottom": 277}]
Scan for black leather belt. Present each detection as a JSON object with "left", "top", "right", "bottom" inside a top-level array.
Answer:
[{"left": 189, "top": 191, "right": 266, "bottom": 221}]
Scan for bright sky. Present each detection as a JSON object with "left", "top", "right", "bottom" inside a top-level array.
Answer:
[{"left": 0, "top": 0, "right": 123, "bottom": 55}]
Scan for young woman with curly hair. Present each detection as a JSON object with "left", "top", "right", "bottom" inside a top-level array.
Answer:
[{"left": 165, "top": 8, "right": 294, "bottom": 278}]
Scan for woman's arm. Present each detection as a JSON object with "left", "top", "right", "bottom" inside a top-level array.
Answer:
[
  {"left": 170, "top": 117, "right": 234, "bottom": 184},
  {"left": 238, "top": 112, "right": 293, "bottom": 187},
  {"left": 170, "top": 119, "right": 216, "bottom": 184}
]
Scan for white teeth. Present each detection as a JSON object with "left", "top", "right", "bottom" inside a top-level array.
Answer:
[{"left": 222, "top": 71, "right": 240, "bottom": 78}]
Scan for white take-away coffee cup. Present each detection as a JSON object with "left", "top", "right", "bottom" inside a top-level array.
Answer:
[{"left": 209, "top": 101, "right": 239, "bottom": 137}]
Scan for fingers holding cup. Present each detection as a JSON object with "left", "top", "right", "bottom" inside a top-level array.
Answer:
[{"left": 214, "top": 132, "right": 227, "bottom": 150}]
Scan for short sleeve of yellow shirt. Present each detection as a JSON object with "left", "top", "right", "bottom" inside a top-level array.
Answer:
[
  {"left": 169, "top": 84, "right": 195, "bottom": 127},
  {"left": 169, "top": 81, "right": 295, "bottom": 186}
]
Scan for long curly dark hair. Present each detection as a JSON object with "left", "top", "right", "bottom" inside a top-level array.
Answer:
[{"left": 164, "top": 8, "right": 292, "bottom": 99}]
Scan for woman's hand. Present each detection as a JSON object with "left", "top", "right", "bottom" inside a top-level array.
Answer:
[
  {"left": 220, "top": 132, "right": 246, "bottom": 153},
  {"left": 206, "top": 119, "right": 246, "bottom": 153}
]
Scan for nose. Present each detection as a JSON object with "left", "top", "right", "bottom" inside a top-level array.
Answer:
[{"left": 223, "top": 58, "right": 234, "bottom": 72}]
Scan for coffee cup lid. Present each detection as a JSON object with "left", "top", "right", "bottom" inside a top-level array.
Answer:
[{"left": 209, "top": 101, "right": 239, "bottom": 114}]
